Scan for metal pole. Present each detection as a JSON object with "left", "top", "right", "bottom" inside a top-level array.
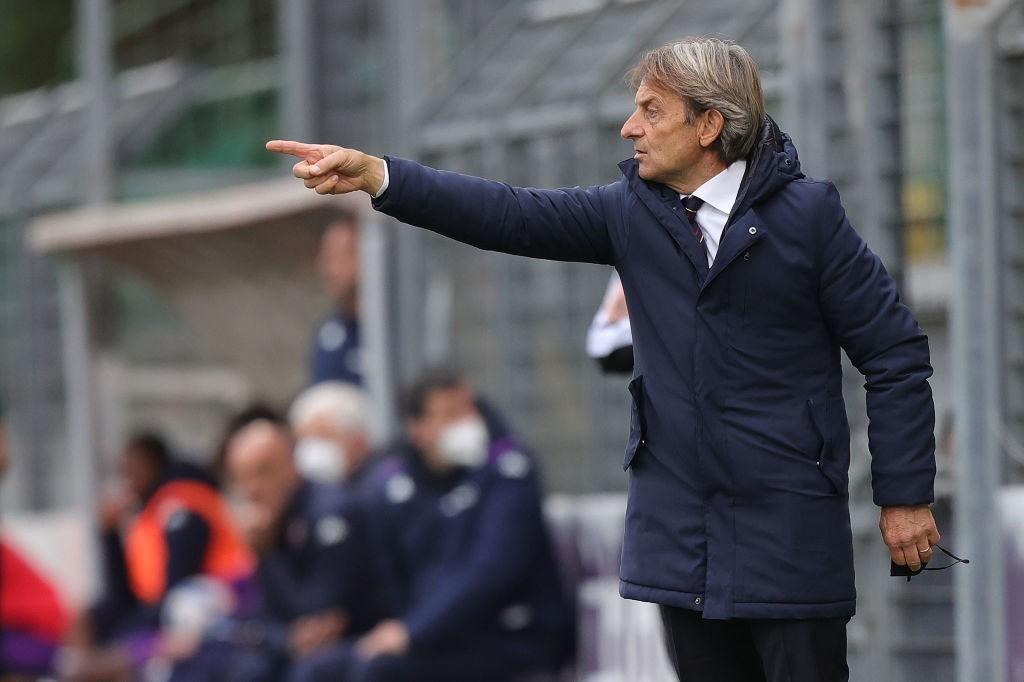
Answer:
[
  {"left": 77, "top": 0, "right": 114, "bottom": 206},
  {"left": 778, "top": 0, "right": 829, "bottom": 178},
  {"left": 945, "top": 1, "right": 1007, "bottom": 679},
  {"left": 383, "top": 0, "right": 430, "bottom": 388},
  {"left": 360, "top": 215, "right": 395, "bottom": 443},
  {"left": 278, "top": 0, "right": 315, "bottom": 141}
]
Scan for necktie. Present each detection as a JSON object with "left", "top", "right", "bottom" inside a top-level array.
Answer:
[{"left": 682, "top": 195, "right": 705, "bottom": 244}]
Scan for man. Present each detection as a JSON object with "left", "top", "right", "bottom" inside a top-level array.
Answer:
[
  {"left": 65, "top": 433, "right": 253, "bottom": 680},
  {"left": 311, "top": 215, "right": 363, "bottom": 386},
  {"left": 268, "top": 37, "right": 940, "bottom": 681},
  {"left": 173, "top": 418, "right": 377, "bottom": 681},
  {"left": 288, "top": 381, "right": 379, "bottom": 489},
  {"left": 290, "top": 369, "right": 573, "bottom": 682}
]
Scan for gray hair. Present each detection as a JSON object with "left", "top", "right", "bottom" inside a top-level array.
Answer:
[
  {"left": 289, "top": 381, "right": 369, "bottom": 435},
  {"left": 628, "top": 37, "right": 765, "bottom": 164}
]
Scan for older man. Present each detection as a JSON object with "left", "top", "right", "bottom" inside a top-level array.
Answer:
[
  {"left": 289, "top": 381, "right": 379, "bottom": 489},
  {"left": 269, "top": 37, "right": 940, "bottom": 682}
]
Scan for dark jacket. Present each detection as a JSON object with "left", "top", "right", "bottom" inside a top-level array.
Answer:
[
  {"left": 257, "top": 481, "right": 378, "bottom": 634},
  {"left": 371, "top": 116, "right": 936, "bottom": 620},
  {"left": 365, "top": 438, "right": 573, "bottom": 666}
]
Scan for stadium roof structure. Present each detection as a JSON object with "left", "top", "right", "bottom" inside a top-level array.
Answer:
[
  {"left": 28, "top": 179, "right": 369, "bottom": 402},
  {"left": 0, "top": 60, "right": 192, "bottom": 216},
  {"left": 415, "top": 0, "right": 783, "bottom": 154}
]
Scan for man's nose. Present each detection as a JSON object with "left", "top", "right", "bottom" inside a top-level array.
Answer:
[{"left": 621, "top": 113, "right": 641, "bottom": 140}]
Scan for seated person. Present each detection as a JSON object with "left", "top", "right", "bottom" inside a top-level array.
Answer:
[
  {"left": 289, "top": 382, "right": 381, "bottom": 490},
  {"left": 290, "top": 369, "right": 573, "bottom": 682},
  {"left": 61, "top": 432, "right": 253, "bottom": 681},
  {"left": 172, "top": 417, "right": 378, "bottom": 681}
]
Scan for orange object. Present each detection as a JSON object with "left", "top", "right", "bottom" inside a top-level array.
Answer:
[
  {"left": 124, "top": 480, "right": 254, "bottom": 605},
  {"left": 0, "top": 539, "right": 70, "bottom": 640}
]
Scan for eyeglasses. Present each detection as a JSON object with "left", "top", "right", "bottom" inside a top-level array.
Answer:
[{"left": 890, "top": 544, "right": 970, "bottom": 581}]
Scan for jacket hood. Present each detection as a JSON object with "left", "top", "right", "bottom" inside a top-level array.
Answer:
[{"left": 730, "top": 114, "right": 804, "bottom": 217}]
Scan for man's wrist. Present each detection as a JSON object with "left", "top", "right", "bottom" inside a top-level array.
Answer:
[{"left": 366, "top": 155, "right": 388, "bottom": 198}]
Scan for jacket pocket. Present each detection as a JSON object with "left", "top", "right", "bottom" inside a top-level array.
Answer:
[
  {"left": 624, "top": 375, "right": 645, "bottom": 470},
  {"left": 806, "top": 398, "right": 848, "bottom": 495}
]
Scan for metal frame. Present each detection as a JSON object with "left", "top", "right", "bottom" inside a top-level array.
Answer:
[{"left": 946, "top": 1, "right": 1019, "bottom": 680}]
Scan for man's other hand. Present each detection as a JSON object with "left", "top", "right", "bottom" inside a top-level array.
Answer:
[
  {"left": 289, "top": 610, "right": 348, "bottom": 657},
  {"left": 266, "top": 140, "right": 386, "bottom": 196},
  {"left": 879, "top": 504, "right": 941, "bottom": 572},
  {"left": 356, "top": 619, "right": 410, "bottom": 660}
]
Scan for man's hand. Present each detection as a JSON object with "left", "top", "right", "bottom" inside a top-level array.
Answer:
[
  {"left": 879, "top": 504, "right": 941, "bottom": 572},
  {"left": 356, "top": 619, "right": 410, "bottom": 660},
  {"left": 289, "top": 610, "right": 348, "bottom": 657},
  {"left": 266, "top": 140, "right": 386, "bottom": 196}
]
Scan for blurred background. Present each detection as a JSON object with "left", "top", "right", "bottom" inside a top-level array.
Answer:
[{"left": 0, "top": 0, "right": 1021, "bottom": 680}]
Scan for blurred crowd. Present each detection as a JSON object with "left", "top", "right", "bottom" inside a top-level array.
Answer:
[{"left": 0, "top": 214, "right": 583, "bottom": 682}]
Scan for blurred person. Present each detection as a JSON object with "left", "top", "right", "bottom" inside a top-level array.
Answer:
[
  {"left": 172, "top": 419, "right": 377, "bottom": 681},
  {"left": 586, "top": 272, "right": 633, "bottom": 374},
  {"left": 209, "top": 402, "right": 284, "bottom": 487},
  {"left": 311, "top": 215, "right": 363, "bottom": 386},
  {"left": 269, "top": 35, "right": 943, "bottom": 682},
  {"left": 0, "top": 400, "right": 72, "bottom": 677},
  {"left": 288, "top": 382, "right": 379, "bottom": 489},
  {"left": 289, "top": 369, "right": 573, "bottom": 682},
  {"left": 62, "top": 433, "right": 252, "bottom": 681}
]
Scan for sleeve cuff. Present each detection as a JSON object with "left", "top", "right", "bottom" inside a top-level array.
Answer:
[{"left": 372, "top": 157, "right": 390, "bottom": 199}]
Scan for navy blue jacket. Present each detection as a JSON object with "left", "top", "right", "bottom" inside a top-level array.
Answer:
[
  {"left": 371, "top": 117, "right": 936, "bottom": 620},
  {"left": 365, "top": 438, "right": 573, "bottom": 664},
  {"left": 310, "top": 310, "right": 362, "bottom": 386},
  {"left": 257, "top": 481, "right": 378, "bottom": 635}
]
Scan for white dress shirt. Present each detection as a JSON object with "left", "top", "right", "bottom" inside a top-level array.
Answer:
[{"left": 682, "top": 159, "right": 746, "bottom": 267}]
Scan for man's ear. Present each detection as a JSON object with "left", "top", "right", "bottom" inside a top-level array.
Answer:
[{"left": 698, "top": 109, "right": 725, "bottom": 149}]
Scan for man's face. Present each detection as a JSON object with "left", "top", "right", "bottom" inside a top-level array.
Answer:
[
  {"left": 294, "top": 411, "right": 369, "bottom": 478},
  {"left": 226, "top": 421, "right": 299, "bottom": 521},
  {"left": 316, "top": 222, "right": 360, "bottom": 305},
  {"left": 620, "top": 82, "right": 703, "bottom": 186},
  {"left": 408, "top": 385, "right": 479, "bottom": 471},
  {"left": 121, "top": 447, "right": 162, "bottom": 502}
]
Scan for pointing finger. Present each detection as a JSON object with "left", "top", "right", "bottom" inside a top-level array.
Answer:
[{"left": 266, "top": 139, "right": 317, "bottom": 158}]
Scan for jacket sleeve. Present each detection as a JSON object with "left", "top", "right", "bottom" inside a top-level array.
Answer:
[
  {"left": 371, "top": 157, "right": 618, "bottom": 265},
  {"left": 816, "top": 182, "right": 936, "bottom": 507},
  {"left": 401, "top": 472, "right": 546, "bottom": 647}
]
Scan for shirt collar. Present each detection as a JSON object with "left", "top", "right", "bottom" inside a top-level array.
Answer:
[{"left": 684, "top": 159, "right": 747, "bottom": 215}]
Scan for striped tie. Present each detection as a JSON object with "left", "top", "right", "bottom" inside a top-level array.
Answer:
[{"left": 682, "top": 195, "right": 705, "bottom": 244}]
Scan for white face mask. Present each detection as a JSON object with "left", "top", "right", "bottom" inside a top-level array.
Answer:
[
  {"left": 437, "top": 416, "right": 489, "bottom": 469},
  {"left": 295, "top": 437, "right": 348, "bottom": 484}
]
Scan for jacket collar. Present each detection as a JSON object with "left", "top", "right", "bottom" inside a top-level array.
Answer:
[{"left": 618, "top": 115, "right": 803, "bottom": 287}]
